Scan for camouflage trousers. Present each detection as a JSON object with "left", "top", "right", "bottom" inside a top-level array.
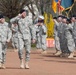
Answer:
[
  {"left": 36, "top": 35, "right": 47, "bottom": 51},
  {"left": 18, "top": 38, "right": 31, "bottom": 62},
  {"left": 0, "top": 42, "right": 7, "bottom": 64},
  {"left": 55, "top": 37, "right": 61, "bottom": 51}
]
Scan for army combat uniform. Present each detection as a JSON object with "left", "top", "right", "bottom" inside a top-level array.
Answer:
[
  {"left": 34, "top": 24, "right": 47, "bottom": 51},
  {"left": 58, "top": 22, "right": 69, "bottom": 54},
  {"left": 11, "top": 24, "right": 19, "bottom": 49},
  {"left": 65, "top": 23, "right": 75, "bottom": 58},
  {"left": 54, "top": 21, "right": 61, "bottom": 55},
  {"left": 72, "top": 22, "right": 76, "bottom": 48},
  {"left": 0, "top": 22, "right": 12, "bottom": 68},
  {"left": 10, "top": 15, "right": 33, "bottom": 68}
]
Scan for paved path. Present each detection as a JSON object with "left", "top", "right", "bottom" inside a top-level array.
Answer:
[{"left": 0, "top": 48, "right": 76, "bottom": 75}]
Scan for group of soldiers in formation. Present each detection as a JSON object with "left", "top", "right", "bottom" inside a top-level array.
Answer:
[
  {"left": 54, "top": 15, "right": 76, "bottom": 59},
  {"left": 0, "top": 9, "right": 76, "bottom": 70},
  {"left": 0, "top": 9, "right": 47, "bottom": 69}
]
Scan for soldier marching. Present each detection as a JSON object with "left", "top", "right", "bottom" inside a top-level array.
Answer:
[
  {"left": 53, "top": 15, "right": 76, "bottom": 58},
  {"left": 0, "top": 9, "right": 76, "bottom": 69}
]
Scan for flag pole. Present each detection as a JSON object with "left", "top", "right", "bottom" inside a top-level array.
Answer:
[{"left": 67, "top": 2, "right": 75, "bottom": 17}]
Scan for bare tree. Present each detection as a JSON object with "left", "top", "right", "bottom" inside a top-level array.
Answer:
[
  {"left": 0, "top": 0, "right": 31, "bottom": 19},
  {"left": 68, "top": 1, "right": 76, "bottom": 17},
  {"left": 0, "top": 0, "right": 56, "bottom": 19}
]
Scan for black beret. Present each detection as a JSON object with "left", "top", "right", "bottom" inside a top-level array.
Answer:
[
  {"left": 0, "top": 14, "right": 4, "bottom": 19},
  {"left": 57, "top": 15, "right": 63, "bottom": 18},
  {"left": 20, "top": 9, "right": 27, "bottom": 14},
  {"left": 72, "top": 15, "right": 76, "bottom": 17},
  {"left": 67, "top": 18, "right": 71, "bottom": 23},
  {"left": 53, "top": 17, "right": 57, "bottom": 19},
  {"left": 62, "top": 16, "right": 67, "bottom": 19},
  {"left": 70, "top": 15, "right": 76, "bottom": 20}
]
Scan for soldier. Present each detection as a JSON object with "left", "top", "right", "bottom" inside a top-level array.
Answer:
[
  {"left": 10, "top": 9, "right": 35, "bottom": 69},
  {"left": 71, "top": 15, "right": 76, "bottom": 27},
  {"left": 0, "top": 14, "right": 12, "bottom": 69},
  {"left": 34, "top": 15, "right": 47, "bottom": 54},
  {"left": 60, "top": 16, "right": 69, "bottom": 56},
  {"left": 65, "top": 19, "right": 75, "bottom": 58},
  {"left": 11, "top": 23, "right": 19, "bottom": 52},
  {"left": 71, "top": 15, "right": 76, "bottom": 48},
  {"left": 53, "top": 16, "right": 62, "bottom": 56}
]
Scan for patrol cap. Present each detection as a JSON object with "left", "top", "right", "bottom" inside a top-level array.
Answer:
[
  {"left": 20, "top": 9, "right": 27, "bottom": 14},
  {"left": 0, "top": 14, "right": 4, "bottom": 19},
  {"left": 38, "top": 15, "right": 44, "bottom": 20}
]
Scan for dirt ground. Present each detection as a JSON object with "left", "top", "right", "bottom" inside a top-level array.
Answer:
[{"left": 0, "top": 48, "right": 76, "bottom": 75}]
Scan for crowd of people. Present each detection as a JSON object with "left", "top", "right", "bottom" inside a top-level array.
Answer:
[{"left": 54, "top": 15, "right": 76, "bottom": 58}]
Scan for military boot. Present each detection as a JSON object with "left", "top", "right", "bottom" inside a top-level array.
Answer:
[
  {"left": 54, "top": 51, "right": 62, "bottom": 56},
  {"left": 1, "top": 64, "right": 6, "bottom": 69},
  {"left": 0, "top": 63, "right": 2, "bottom": 69},
  {"left": 41, "top": 50, "right": 47, "bottom": 54},
  {"left": 14, "top": 49, "right": 18, "bottom": 52},
  {"left": 68, "top": 52, "right": 74, "bottom": 59},
  {"left": 37, "top": 49, "right": 42, "bottom": 53},
  {"left": 25, "top": 62, "right": 29, "bottom": 69},
  {"left": 20, "top": 59, "right": 24, "bottom": 69}
]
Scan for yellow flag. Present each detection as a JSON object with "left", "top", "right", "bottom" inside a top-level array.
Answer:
[
  {"left": 44, "top": 13, "right": 54, "bottom": 38},
  {"left": 52, "top": 0, "right": 58, "bottom": 13}
]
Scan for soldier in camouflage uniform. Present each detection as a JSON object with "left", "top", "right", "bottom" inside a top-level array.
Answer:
[
  {"left": 59, "top": 17, "right": 75, "bottom": 58},
  {"left": 0, "top": 14, "right": 12, "bottom": 69},
  {"left": 53, "top": 16, "right": 62, "bottom": 56},
  {"left": 34, "top": 15, "right": 47, "bottom": 54},
  {"left": 11, "top": 24, "right": 19, "bottom": 52},
  {"left": 10, "top": 9, "right": 35, "bottom": 69},
  {"left": 60, "top": 17, "right": 69, "bottom": 54},
  {"left": 71, "top": 16, "right": 76, "bottom": 48},
  {"left": 54, "top": 16, "right": 68, "bottom": 57},
  {"left": 65, "top": 19, "right": 75, "bottom": 58}
]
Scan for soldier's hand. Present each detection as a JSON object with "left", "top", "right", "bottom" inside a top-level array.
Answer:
[
  {"left": 32, "top": 39, "right": 36, "bottom": 43},
  {"left": 18, "top": 14, "right": 22, "bottom": 18},
  {"left": 40, "top": 23, "right": 43, "bottom": 25},
  {"left": 36, "top": 23, "right": 40, "bottom": 26},
  {"left": 6, "top": 39, "right": 10, "bottom": 43}
]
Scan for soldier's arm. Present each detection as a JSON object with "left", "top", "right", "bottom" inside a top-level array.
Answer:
[
  {"left": 68, "top": 24, "right": 73, "bottom": 29},
  {"left": 53, "top": 20, "right": 59, "bottom": 36},
  {"left": 68, "top": 24, "right": 73, "bottom": 33},
  {"left": 32, "top": 25, "right": 37, "bottom": 40},
  {"left": 27, "top": 18, "right": 36, "bottom": 39},
  {"left": 28, "top": 17, "right": 33, "bottom": 27},
  {"left": 7, "top": 27, "right": 12, "bottom": 42},
  {"left": 54, "top": 24, "right": 58, "bottom": 37},
  {"left": 42, "top": 25, "right": 47, "bottom": 35},
  {"left": 10, "top": 15, "right": 20, "bottom": 24},
  {"left": 11, "top": 24, "right": 18, "bottom": 32},
  {"left": 54, "top": 20, "right": 59, "bottom": 25},
  {"left": 30, "top": 24, "right": 37, "bottom": 44}
]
